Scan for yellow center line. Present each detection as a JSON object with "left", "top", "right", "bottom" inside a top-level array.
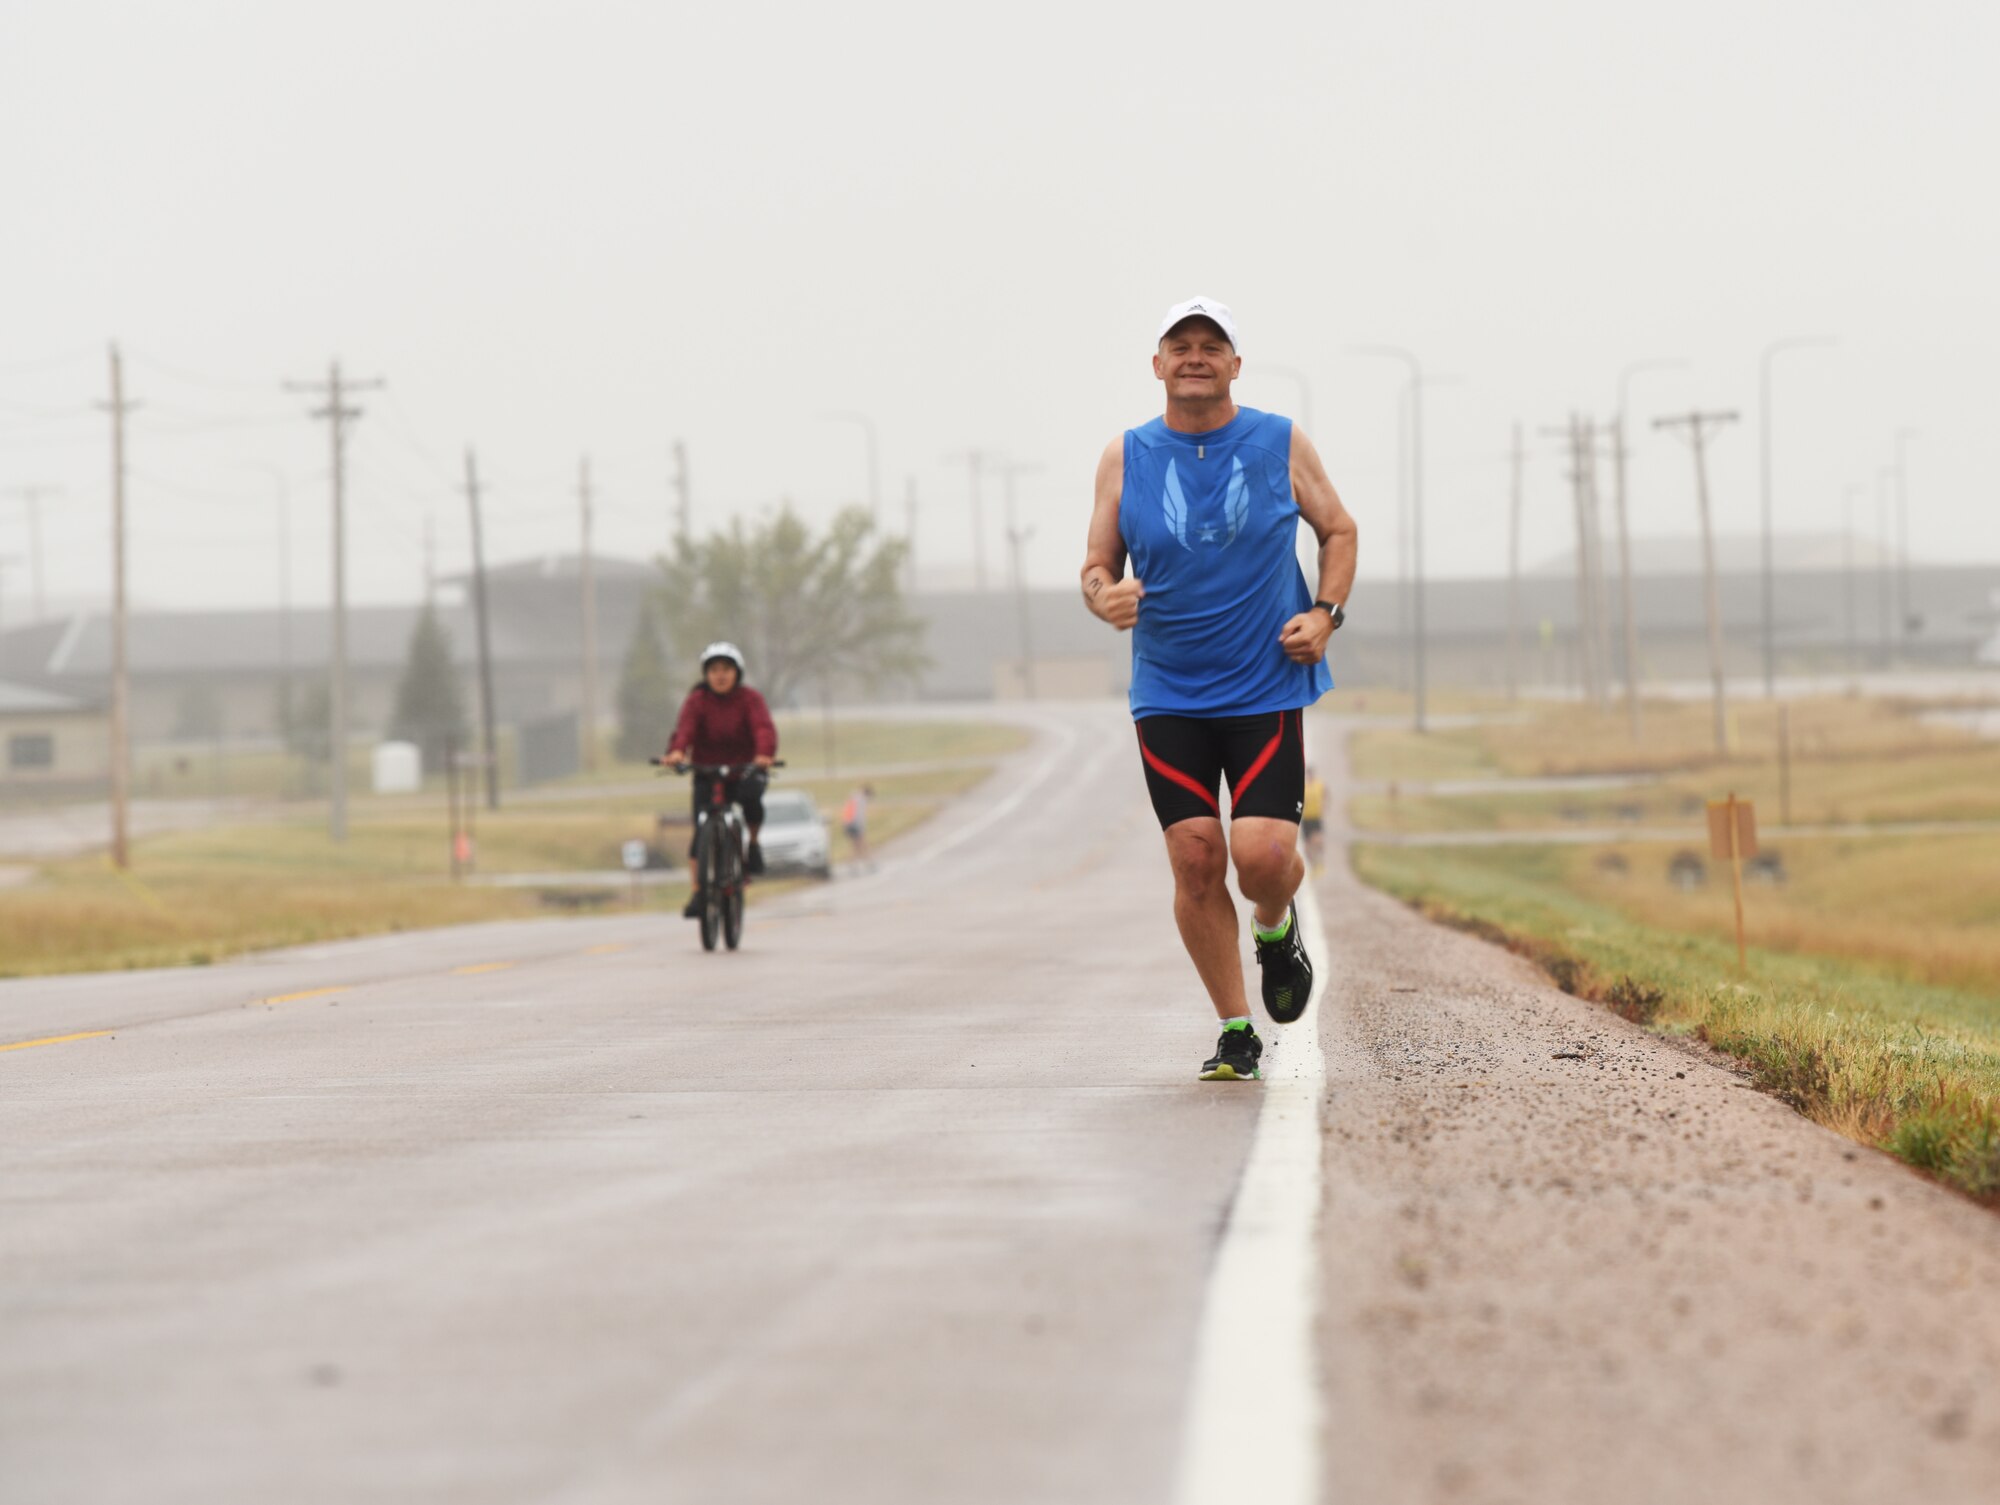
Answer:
[
  {"left": 261, "top": 986, "right": 349, "bottom": 1006},
  {"left": 584, "top": 943, "right": 630, "bottom": 956},
  {"left": 452, "top": 961, "right": 517, "bottom": 975},
  {"left": 1, "top": 1030, "right": 114, "bottom": 1054}
]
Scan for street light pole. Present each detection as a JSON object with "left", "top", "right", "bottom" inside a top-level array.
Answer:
[
  {"left": 1875, "top": 466, "right": 1895, "bottom": 667},
  {"left": 1757, "top": 336, "right": 1836, "bottom": 699},
  {"left": 1352, "top": 346, "right": 1430, "bottom": 732},
  {"left": 1842, "top": 482, "right": 1862, "bottom": 679},
  {"left": 1894, "top": 428, "right": 1918, "bottom": 643},
  {"left": 995, "top": 460, "right": 1043, "bottom": 700},
  {"left": 1259, "top": 363, "right": 1315, "bottom": 439}
]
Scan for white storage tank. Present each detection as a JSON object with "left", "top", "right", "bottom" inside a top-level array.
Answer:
[{"left": 372, "top": 740, "right": 423, "bottom": 794}]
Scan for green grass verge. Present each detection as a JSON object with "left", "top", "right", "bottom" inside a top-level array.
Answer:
[{"left": 1354, "top": 840, "right": 2000, "bottom": 1204}]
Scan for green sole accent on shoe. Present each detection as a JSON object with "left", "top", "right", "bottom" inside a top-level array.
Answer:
[{"left": 1199, "top": 1065, "right": 1261, "bottom": 1081}]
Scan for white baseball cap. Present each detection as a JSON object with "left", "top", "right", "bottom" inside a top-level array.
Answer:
[{"left": 1156, "top": 296, "right": 1240, "bottom": 352}]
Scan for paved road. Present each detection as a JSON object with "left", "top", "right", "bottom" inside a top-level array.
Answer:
[
  {"left": 1, "top": 705, "right": 1266, "bottom": 1505},
  {"left": 6, "top": 704, "right": 2000, "bottom": 1503}
]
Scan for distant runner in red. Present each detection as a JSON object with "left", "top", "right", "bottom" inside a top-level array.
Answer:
[{"left": 665, "top": 641, "right": 778, "bottom": 917}]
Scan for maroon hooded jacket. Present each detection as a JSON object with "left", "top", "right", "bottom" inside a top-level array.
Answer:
[{"left": 668, "top": 682, "right": 778, "bottom": 764}]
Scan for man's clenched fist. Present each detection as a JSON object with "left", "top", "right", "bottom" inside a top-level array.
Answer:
[{"left": 1093, "top": 576, "right": 1146, "bottom": 631}]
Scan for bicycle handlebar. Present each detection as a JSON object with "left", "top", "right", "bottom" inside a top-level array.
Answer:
[{"left": 649, "top": 758, "right": 785, "bottom": 776}]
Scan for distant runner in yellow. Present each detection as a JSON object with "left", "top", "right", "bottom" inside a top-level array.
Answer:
[{"left": 1301, "top": 766, "right": 1327, "bottom": 870}]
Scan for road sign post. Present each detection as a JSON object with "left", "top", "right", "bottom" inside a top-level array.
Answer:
[
  {"left": 622, "top": 838, "right": 647, "bottom": 908},
  {"left": 1706, "top": 792, "right": 1758, "bottom": 976}
]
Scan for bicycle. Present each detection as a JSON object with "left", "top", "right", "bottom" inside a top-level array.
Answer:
[{"left": 653, "top": 758, "right": 783, "bottom": 951}]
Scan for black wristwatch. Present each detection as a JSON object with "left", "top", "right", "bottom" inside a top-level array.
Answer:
[{"left": 1313, "top": 600, "right": 1345, "bottom": 630}]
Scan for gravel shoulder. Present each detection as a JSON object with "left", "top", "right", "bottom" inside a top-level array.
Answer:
[{"left": 1315, "top": 720, "right": 2000, "bottom": 1504}]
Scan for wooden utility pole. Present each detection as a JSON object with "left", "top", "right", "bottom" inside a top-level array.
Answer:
[
  {"left": 904, "top": 474, "right": 919, "bottom": 595},
  {"left": 1544, "top": 416, "right": 1600, "bottom": 705},
  {"left": 463, "top": 448, "right": 500, "bottom": 810},
  {"left": 1656, "top": 410, "right": 1740, "bottom": 755},
  {"left": 1607, "top": 417, "right": 1643, "bottom": 739},
  {"left": 671, "top": 439, "right": 691, "bottom": 546},
  {"left": 98, "top": 347, "right": 137, "bottom": 869},
  {"left": 284, "top": 361, "right": 384, "bottom": 843},
  {"left": 578, "top": 456, "right": 601, "bottom": 772},
  {"left": 1506, "top": 423, "right": 1523, "bottom": 702},
  {"left": 4, "top": 484, "right": 59, "bottom": 622},
  {"left": 995, "top": 459, "right": 1041, "bottom": 699},
  {"left": 1584, "top": 420, "right": 1616, "bottom": 708},
  {"left": 423, "top": 514, "right": 437, "bottom": 605}
]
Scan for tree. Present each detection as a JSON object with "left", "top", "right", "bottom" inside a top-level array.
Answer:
[
  {"left": 387, "top": 604, "right": 469, "bottom": 773},
  {"left": 282, "top": 679, "right": 331, "bottom": 765},
  {"left": 655, "top": 504, "right": 926, "bottom": 704},
  {"left": 616, "top": 597, "right": 676, "bottom": 762}
]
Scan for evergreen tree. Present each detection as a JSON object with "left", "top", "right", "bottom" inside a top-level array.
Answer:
[
  {"left": 283, "top": 679, "right": 331, "bottom": 765},
  {"left": 616, "top": 597, "right": 676, "bottom": 763},
  {"left": 387, "top": 604, "right": 469, "bottom": 774}
]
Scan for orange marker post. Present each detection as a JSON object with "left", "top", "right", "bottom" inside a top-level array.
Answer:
[{"left": 1706, "top": 791, "right": 1758, "bottom": 976}]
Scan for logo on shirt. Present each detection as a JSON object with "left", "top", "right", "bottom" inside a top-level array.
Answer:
[{"left": 1161, "top": 456, "right": 1251, "bottom": 551}]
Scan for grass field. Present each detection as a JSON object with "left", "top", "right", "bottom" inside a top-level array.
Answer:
[
  {"left": 0, "top": 719, "right": 1014, "bottom": 978},
  {"left": 1348, "top": 690, "right": 2000, "bottom": 1201},
  {"left": 1347, "top": 695, "right": 2000, "bottom": 832},
  {"left": 126, "top": 713, "right": 1032, "bottom": 803}
]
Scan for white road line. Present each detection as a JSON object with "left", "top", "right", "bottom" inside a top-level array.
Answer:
[
  {"left": 898, "top": 717, "right": 1081, "bottom": 869},
  {"left": 1174, "top": 869, "right": 1330, "bottom": 1505}
]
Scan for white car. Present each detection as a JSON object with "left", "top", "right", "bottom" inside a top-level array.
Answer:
[{"left": 757, "top": 789, "right": 833, "bottom": 878}]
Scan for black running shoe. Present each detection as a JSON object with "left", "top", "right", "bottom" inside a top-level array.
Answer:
[
  {"left": 1200, "top": 1024, "right": 1263, "bottom": 1081},
  {"left": 681, "top": 889, "right": 704, "bottom": 919},
  {"left": 745, "top": 841, "right": 766, "bottom": 876},
  {"left": 1255, "top": 902, "right": 1314, "bottom": 1025}
]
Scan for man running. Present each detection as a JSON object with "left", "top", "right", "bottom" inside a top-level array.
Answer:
[{"left": 1081, "top": 296, "right": 1358, "bottom": 1081}]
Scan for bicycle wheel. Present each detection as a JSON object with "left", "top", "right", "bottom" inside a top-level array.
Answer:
[
  {"left": 722, "top": 815, "right": 746, "bottom": 950},
  {"left": 696, "top": 817, "right": 722, "bottom": 952}
]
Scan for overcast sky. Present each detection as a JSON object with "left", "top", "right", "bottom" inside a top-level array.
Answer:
[{"left": 4, "top": 0, "right": 1997, "bottom": 622}]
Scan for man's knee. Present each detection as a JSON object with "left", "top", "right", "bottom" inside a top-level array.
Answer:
[
  {"left": 1165, "top": 825, "right": 1229, "bottom": 901},
  {"left": 1231, "top": 829, "right": 1300, "bottom": 897}
]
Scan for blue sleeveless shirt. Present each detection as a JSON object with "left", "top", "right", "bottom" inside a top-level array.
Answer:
[{"left": 1120, "top": 406, "right": 1333, "bottom": 719}]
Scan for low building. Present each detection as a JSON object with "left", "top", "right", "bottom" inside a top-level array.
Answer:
[{"left": 0, "top": 681, "right": 108, "bottom": 794}]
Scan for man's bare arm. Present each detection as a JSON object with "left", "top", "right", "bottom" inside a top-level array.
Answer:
[
  {"left": 1081, "top": 437, "right": 1144, "bottom": 629},
  {"left": 1291, "top": 425, "right": 1358, "bottom": 604},
  {"left": 1275, "top": 425, "right": 1361, "bottom": 664}
]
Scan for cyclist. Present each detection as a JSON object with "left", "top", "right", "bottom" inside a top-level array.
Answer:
[
  {"left": 664, "top": 642, "right": 778, "bottom": 919},
  {"left": 1080, "top": 296, "right": 1358, "bottom": 1082}
]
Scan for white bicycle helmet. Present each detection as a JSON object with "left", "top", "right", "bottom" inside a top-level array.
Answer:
[{"left": 699, "top": 641, "right": 747, "bottom": 677}]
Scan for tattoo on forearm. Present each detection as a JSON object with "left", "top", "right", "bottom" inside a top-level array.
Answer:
[{"left": 1086, "top": 577, "right": 1103, "bottom": 596}]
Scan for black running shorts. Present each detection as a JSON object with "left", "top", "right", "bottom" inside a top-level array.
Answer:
[{"left": 1135, "top": 709, "right": 1307, "bottom": 830}]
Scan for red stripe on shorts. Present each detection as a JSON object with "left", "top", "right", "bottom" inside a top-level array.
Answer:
[
  {"left": 1229, "top": 711, "right": 1287, "bottom": 804},
  {"left": 1138, "top": 728, "right": 1220, "bottom": 813}
]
